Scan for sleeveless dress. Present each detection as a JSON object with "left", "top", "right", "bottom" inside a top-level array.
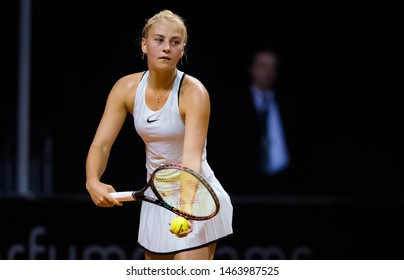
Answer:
[{"left": 133, "top": 69, "right": 233, "bottom": 254}]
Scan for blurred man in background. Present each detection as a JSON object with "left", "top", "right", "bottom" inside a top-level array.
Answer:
[{"left": 224, "top": 48, "right": 299, "bottom": 195}]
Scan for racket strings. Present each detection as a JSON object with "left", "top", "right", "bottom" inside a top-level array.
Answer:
[{"left": 152, "top": 168, "right": 218, "bottom": 218}]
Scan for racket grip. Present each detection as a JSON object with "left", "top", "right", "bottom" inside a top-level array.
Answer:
[{"left": 110, "top": 191, "right": 135, "bottom": 202}]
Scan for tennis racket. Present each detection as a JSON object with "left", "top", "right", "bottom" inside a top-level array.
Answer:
[{"left": 110, "top": 163, "right": 220, "bottom": 221}]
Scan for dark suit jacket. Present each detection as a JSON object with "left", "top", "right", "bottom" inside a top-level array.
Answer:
[{"left": 210, "top": 84, "right": 300, "bottom": 195}]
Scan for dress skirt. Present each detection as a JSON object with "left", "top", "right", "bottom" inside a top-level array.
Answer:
[{"left": 137, "top": 169, "right": 233, "bottom": 254}]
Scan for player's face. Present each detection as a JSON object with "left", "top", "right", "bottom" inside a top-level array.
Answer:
[{"left": 143, "top": 20, "right": 185, "bottom": 70}]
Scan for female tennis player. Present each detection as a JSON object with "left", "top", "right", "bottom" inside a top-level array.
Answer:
[{"left": 85, "top": 9, "right": 233, "bottom": 260}]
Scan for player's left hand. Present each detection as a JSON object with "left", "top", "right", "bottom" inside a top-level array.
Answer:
[{"left": 171, "top": 220, "right": 193, "bottom": 238}]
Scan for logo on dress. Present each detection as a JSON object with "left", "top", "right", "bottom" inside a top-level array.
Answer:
[{"left": 147, "top": 117, "right": 159, "bottom": 123}]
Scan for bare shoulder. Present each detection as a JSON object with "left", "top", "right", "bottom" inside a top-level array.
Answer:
[
  {"left": 112, "top": 72, "right": 145, "bottom": 93},
  {"left": 181, "top": 74, "right": 209, "bottom": 100},
  {"left": 179, "top": 74, "right": 210, "bottom": 119},
  {"left": 108, "top": 72, "right": 145, "bottom": 111}
]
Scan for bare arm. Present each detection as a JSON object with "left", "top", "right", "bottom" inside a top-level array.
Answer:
[
  {"left": 85, "top": 77, "right": 132, "bottom": 207},
  {"left": 179, "top": 77, "right": 210, "bottom": 214},
  {"left": 180, "top": 77, "right": 210, "bottom": 172}
]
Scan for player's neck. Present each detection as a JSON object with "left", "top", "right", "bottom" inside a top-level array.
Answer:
[{"left": 147, "top": 69, "right": 177, "bottom": 91}]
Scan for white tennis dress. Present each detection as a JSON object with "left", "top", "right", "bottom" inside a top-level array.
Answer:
[{"left": 133, "top": 69, "right": 233, "bottom": 254}]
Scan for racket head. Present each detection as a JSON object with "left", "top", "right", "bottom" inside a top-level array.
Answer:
[{"left": 149, "top": 164, "right": 220, "bottom": 221}]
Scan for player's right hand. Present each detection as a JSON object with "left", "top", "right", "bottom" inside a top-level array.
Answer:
[{"left": 86, "top": 180, "right": 122, "bottom": 207}]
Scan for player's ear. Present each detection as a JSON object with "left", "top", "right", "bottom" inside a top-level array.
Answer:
[{"left": 141, "top": 39, "right": 147, "bottom": 55}]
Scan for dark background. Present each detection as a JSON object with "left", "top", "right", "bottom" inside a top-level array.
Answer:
[{"left": 1, "top": 0, "right": 402, "bottom": 260}]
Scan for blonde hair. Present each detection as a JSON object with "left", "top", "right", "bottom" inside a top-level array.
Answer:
[{"left": 142, "top": 9, "right": 188, "bottom": 45}]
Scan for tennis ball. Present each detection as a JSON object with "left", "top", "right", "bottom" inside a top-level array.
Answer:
[{"left": 170, "top": 216, "right": 189, "bottom": 234}]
